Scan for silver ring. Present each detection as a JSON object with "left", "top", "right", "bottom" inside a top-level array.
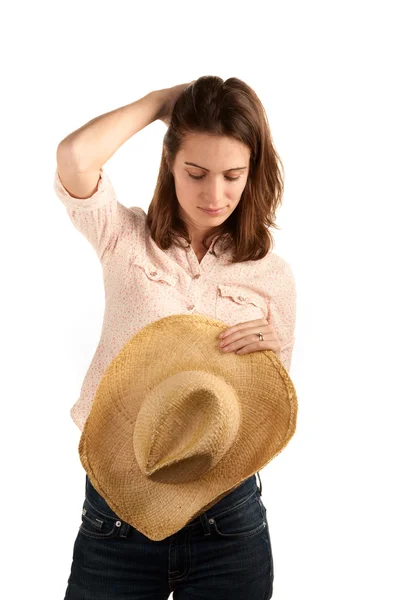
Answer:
[{"left": 258, "top": 332, "right": 264, "bottom": 342}]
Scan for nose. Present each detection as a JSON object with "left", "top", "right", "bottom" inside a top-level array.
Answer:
[{"left": 203, "top": 177, "right": 223, "bottom": 203}]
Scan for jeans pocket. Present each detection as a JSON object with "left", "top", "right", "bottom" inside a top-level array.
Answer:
[
  {"left": 210, "top": 490, "right": 267, "bottom": 540},
  {"left": 79, "top": 497, "right": 123, "bottom": 540}
]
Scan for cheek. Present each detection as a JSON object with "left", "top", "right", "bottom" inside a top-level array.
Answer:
[
  {"left": 175, "top": 181, "right": 193, "bottom": 205},
  {"left": 230, "top": 187, "right": 244, "bottom": 205},
  {"left": 230, "top": 178, "right": 247, "bottom": 198},
  {"left": 232, "top": 182, "right": 247, "bottom": 204}
]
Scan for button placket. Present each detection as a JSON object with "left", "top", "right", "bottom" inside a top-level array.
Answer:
[
  {"left": 187, "top": 266, "right": 202, "bottom": 311},
  {"left": 185, "top": 242, "right": 219, "bottom": 313}
]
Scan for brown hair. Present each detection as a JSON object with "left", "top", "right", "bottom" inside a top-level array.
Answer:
[{"left": 147, "top": 75, "right": 285, "bottom": 263}]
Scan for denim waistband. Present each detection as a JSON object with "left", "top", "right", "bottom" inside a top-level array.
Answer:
[
  {"left": 84, "top": 472, "right": 261, "bottom": 529},
  {"left": 185, "top": 474, "right": 259, "bottom": 527}
]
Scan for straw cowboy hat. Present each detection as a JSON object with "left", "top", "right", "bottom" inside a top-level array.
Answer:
[{"left": 78, "top": 313, "right": 298, "bottom": 541}]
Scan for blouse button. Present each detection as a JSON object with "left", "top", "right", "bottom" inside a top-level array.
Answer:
[
  {"left": 150, "top": 270, "right": 157, "bottom": 276},
  {"left": 187, "top": 304, "right": 195, "bottom": 311},
  {"left": 238, "top": 295, "right": 245, "bottom": 301},
  {"left": 192, "top": 273, "right": 201, "bottom": 279}
]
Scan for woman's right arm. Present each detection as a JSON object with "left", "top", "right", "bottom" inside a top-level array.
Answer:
[{"left": 56, "top": 90, "right": 165, "bottom": 199}]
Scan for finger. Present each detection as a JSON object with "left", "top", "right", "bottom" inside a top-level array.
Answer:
[
  {"left": 220, "top": 335, "right": 270, "bottom": 353},
  {"left": 236, "top": 341, "right": 274, "bottom": 355},
  {"left": 218, "top": 323, "right": 268, "bottom": 344},
  {"left": 218, "top": 319, "right": 266, "bottom": 339},
  {"left": 219, "top": 327, "right": 271, "bottom": 347}
]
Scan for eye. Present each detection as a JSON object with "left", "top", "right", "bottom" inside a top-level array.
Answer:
[{"left": 188, "top": 173, "right": 240, "bottom": 182}]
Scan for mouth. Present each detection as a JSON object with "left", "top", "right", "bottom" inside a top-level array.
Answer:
[{"left": 198, "top": 206, "right": 227, "bottom": 216}]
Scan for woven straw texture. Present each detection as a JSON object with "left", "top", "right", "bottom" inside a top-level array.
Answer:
[{"left": 79, "top": 313, "right": 298, "bottom": 541}]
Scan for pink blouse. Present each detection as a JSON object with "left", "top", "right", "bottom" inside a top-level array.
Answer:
[{"left": 54, "top": 167, "right": 297, "bottom": 432}]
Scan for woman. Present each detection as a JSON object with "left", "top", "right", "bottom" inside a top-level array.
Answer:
[{"left": 55, "top": 75, "right": 296, "bottom": 600}]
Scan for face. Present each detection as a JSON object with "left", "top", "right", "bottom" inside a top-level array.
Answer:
[{"left": 170, "top": 133, "right": 251, "bottom": 244}]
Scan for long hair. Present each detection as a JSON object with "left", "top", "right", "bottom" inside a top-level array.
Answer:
[{"left": 147, "top": 75, "right": 285, "bottom": 263}]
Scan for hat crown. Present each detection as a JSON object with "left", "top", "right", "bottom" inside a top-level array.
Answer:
[{"left": 133, "top": 370, "right": 241, "bottom": 484}]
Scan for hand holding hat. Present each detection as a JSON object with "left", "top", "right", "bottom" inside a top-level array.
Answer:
[{"left": 218, "top": 317, "right": 281, "bottom": 358}]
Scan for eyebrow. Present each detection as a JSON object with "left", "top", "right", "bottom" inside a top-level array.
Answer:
[{"left": 184, "top": 161, "right": 248, "bottom": 173}]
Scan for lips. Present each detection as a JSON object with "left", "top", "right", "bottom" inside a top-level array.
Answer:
[{"left": 199, "top": 206, "right": 226, "bottom": 214}]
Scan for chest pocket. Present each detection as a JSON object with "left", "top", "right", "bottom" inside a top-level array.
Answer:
[
  {"left": 215, "top": 284, "right": 267, "bottom": 326},
  {"left": 131, "top": 254, "right": 177, "bottom": 287}
]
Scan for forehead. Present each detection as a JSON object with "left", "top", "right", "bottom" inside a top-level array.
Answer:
[{"left": 179, "top": 133, "right": 250, "bottom": 170}]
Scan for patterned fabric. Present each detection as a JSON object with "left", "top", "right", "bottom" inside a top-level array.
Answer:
[{"left": 54, "top": 167, "right": 296, "bottom": 432}]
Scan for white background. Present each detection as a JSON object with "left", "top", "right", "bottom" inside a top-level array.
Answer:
[{"left": 1, "top": 1, "right": 399, "bottom": 598}]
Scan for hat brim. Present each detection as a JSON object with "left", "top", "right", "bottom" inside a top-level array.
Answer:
[{"left": 79, "top": 313, "right": 297, "bottom": 541}]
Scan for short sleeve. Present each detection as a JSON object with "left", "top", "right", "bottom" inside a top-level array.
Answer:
[
  {"left": 267, "top": 257, "right": 297, "bottom": 374},
  {"left": 53, "top": 167, "right": 143, "bottom": 262}
]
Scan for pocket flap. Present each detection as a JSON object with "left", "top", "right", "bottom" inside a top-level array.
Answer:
[
  {"left": 132, "top": 255, "right": 177, "bottom": 286},
  {"left": 218, "top": 284, "right": 266, "bottom": 310}
]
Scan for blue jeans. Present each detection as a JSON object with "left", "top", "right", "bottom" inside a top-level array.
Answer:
[{"left": 64, "top": 472, "right": 274, "bottom": 599}]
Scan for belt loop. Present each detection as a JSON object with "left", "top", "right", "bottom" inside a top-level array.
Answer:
[
  {"left": 119, "top": 520, "right": 130, "bottom": 538},
  {"left": 256, "top": 471, "right": 262, "bottom": 496},
  {"left": 199, "top": 512, "right": 212, "bottom": 537}
]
